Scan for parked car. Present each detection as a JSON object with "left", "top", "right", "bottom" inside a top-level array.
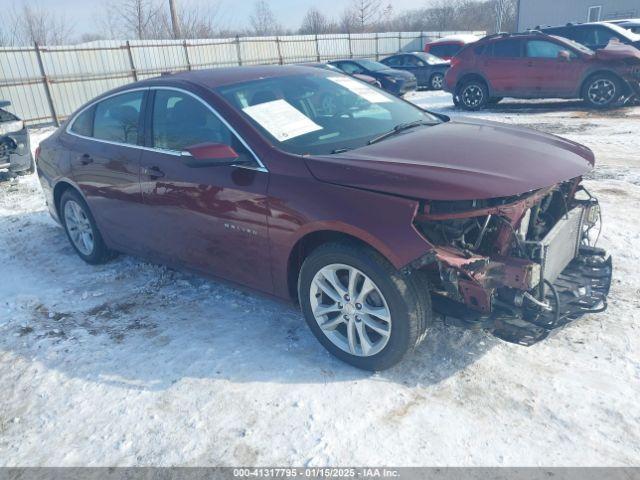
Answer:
[
  {"left": 1, "top": 101, "right": 33, "bottom": 176},
  {"left": 423, "top": 34, "right": 481, "bottom": 60},
  {"left": 538, "top": 22, "right": 640, "bottom": 51},
  {"left": 299, "top": 62, "right": 381, "bottom": 87},
  {"left": 445, "top": 31, "right": 640, "bottom": 110},
  {"left": 380, "top": 52, "right": 450, "bottom": 90},
  {"left": 37, "top": 66, "right": 611, "bottom": 370},
  {"left": 328, "top": 59, "right": 417, "bottom": 96},
  {"left": 609, "top": 18, "right": 640, "bottom": 34}
]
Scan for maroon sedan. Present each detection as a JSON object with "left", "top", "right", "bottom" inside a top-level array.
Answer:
[{"left": 36, "top": 66, "right": 611, "bottom": 370}]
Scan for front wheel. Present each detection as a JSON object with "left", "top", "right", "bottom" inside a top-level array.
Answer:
[
  {"left": 298, "top": 243, "right": 432, "bottom": 371},
  {"left": 60, "top": 189, "right": 115, "bottom": 264},
  {"left": 583, "top": 74, "right": 621, "bottom": 108},
  {"left": 457, "top": 80, "right": 489, "bottom": 110},
  {"left": 429, "top": 72, "right": 445, "bottom": 90}
]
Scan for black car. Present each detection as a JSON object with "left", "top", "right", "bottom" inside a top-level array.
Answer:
[
  {"left": 538, "top": 22, "right": 640, "bottom": 51},
  {"left": 380, "top": 52, "right": 450, "bottom": 90},
  {"left": 1, "top": 101, "right": 33, "bottom": 177},
  {"left": 328, "top": 59, "right": 417, "bottom": 96}
]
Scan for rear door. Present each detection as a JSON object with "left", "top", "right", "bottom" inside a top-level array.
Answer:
[
  {"left": 136, "top": 87, "right": 271, "bottom": 291},
  {"left": 65, "top": 89, "right": 147, "bottom": 253},
  {"left": 482, "top": 39, "right": 527, "bottom": 95}
]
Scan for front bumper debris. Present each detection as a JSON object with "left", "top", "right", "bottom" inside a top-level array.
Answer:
[{"left": 433, "top": 246, "right": 612, "bottom": 346}]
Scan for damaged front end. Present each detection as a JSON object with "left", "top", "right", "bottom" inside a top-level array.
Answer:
[{"left": 411, "top": 179, "right": 612, "bottom": 345}]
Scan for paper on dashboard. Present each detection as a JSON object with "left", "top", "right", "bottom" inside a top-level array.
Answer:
[
  {"left": 327, "top": 76, "right": 392, "bottom": 103},
  {"left": 242, "top": 99, "right": 322, "bottom": 142}
]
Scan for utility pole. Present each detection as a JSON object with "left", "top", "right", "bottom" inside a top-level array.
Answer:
[{"left": 169, "top": 0, "right": 181, "bottom": 39}]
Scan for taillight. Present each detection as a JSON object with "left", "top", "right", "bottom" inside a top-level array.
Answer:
[{"left": 450, "top": 56, "right": 461, "bottom": 67}]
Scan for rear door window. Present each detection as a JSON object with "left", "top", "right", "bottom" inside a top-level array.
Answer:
[
  {"left": 70, "top": 106, "right": 95, "bottom": 137},
  {"left": 93, "top": 91, "right": 144, "bottom": 145},
  {"left": 492, "top": 39, "right": 522, "bottom": 57}
]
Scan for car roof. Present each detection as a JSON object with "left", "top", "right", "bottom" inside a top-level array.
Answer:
[
  {"left": 138, "top": 65, "right": 321, "bottom": 89},
  {"left": 427, "top": 34, "right": 480, "bottom": 44}
]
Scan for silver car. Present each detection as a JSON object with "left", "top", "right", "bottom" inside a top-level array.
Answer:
[{"left": 1, "top": 101, "right": 33, "bottom": 176}]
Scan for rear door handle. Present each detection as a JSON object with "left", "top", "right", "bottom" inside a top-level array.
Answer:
[
  {"left": 80, "top": 154, "right": 93, "bottom": 165},
  {"left": 143, "top": 166, "right": 165, "bottom": 179}
]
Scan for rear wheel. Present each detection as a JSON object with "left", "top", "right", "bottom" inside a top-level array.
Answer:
[
  {"left": 429, "top": 72, "right": 445, "bottom": 90},
  {"left": 60, "top": 189, "right": 115, "bottom": 264},
  {"left": 457, "top": 79, "right": 489, "bottom": 110},
  {"left": 583, "top": 73, "right": 621, "bottom": 108},
  {"left": 298, "top": 242, "right": 432, "bottom": 371}
]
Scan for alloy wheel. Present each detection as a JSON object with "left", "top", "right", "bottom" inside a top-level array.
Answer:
[
  {"left": 431, "top": 73, "right": 444, "bottom": 89},
  {"left": 587, "top": 78, "right": 616, "bottom": 106},
  {"left": 64, "top": 199, "right": 94, "bottom": 256},
  {"left": 461, "top": 84, "right": 484, "bottom": 108},
  {"left": 309, "top": 263, "right": 391, "bottom": 357}
]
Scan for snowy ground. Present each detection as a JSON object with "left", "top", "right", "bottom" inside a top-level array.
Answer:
[{"left": 1, "top": 91, "right": 639, "bottom": 466}]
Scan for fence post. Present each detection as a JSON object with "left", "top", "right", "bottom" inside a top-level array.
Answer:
[
  {"left": 419, "top": 31, "right": 424, "bottom": 50},
  {"left": 314, "top": 34, "right": 321, "bottom": 62},
  {"left": 347, "top": 33, "right": 353, "bottom": 58},
  {"left": 374, "top": 32, "right": 379, "bottom": 60},
  {"left": 126, "top": 41, "right": 138, "bottom": 81},
  {"left": 33, "top": 43, "right": 58, "bottom": 126},
  {"left": 183, "top": 40, "right": 192, "bottom": 70},
  {"left": 235, "top": 35, "right": 243, "bottom": 66},
  {"left": 398, "top": 32, "right": 402, "bottom": 52},
  {"left": 275, "top": 36, "right": 283, "bottom": 64}
]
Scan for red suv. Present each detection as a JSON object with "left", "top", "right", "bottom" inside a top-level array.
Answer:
[
  {"left": 444, "top": 32, "right": 640, "bottom": 110},
  {"left": 423, "top": 35, "right": 480, "bottom": 60}
]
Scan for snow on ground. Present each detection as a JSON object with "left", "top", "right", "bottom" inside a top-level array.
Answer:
[{"left": 1, "top": 92, "right": 639, "bottom": 466}]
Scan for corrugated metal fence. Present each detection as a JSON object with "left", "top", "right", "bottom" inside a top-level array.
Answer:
[{"left": 0, "top": 31, "right": 484, "bottom": 126}]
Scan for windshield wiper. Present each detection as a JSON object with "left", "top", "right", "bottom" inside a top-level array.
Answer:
[{"left": 367, "top": 120, "right": 432, "bottom": 145}]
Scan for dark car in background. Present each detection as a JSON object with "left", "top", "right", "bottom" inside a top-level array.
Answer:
[
  {"left": 1, "top": 101, "right": 33, "bottom": 177},
  {"left": 538, "top": 22, "right": 640, "bottom": 51},
  {"left": 380, "top": 52, "right": 450, "bottom": 90},
  {"left": 445, "top": 31, "right": 640, "bottom": 110},
  {"left": 610, "top": 18, "right": 640, "bottom": 35},
  {"left": 36, "top": 65, "right": 611, "bottom": 370},
  {"left": 300, "top": 62, "right": 381, "bottom": 87},
  {"left": 423, "top": 34, "right": 481, "bottom": 60},
  {"left": 329, "top": 59, "right": 417, "bottom": 96}
]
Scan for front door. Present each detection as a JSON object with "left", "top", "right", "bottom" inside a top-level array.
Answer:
[
  {"left": 66, "top": 89, "right": 147, "bottom": 252},
  {"left": 138, "top": 88, "right": 272, "bottom": 292},
  {"left": 524, "top": 40, "right": 583, "bottom": 97}
]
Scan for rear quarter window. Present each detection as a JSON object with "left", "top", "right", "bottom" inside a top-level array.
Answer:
[{"left": 70, "top": 106, "right": 94, "bottom": 137}]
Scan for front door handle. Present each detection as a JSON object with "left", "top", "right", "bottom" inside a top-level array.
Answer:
[
  {"left": 80, "top": 154, "right": 93, "bottom": 165},
  {"left": 143, "top": 166, "right": 165, "bottom": 179}
]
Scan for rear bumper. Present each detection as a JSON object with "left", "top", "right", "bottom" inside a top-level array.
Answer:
[{"left": 434, "top": 246, "right": 612, "bottom": 346}]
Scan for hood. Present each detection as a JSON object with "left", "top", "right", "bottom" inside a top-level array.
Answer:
[
  {"left": 305, "top": 118, "right": 594, "bottom": 201},
  {"left": 595, "top": 41, "right": 640, "bottom": 60}
]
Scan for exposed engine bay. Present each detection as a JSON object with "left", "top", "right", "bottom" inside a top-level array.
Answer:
[{"left": 412, "top": 177, "right": 612, "bottom": 345}]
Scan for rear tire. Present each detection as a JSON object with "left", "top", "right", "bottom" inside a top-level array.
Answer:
[
  {"left": 298, "top": 242, "right": 432, "bottom": 371},
  {"left": 457, "top": 79, "right": 489, "bottom": 110},
  {"left": 582, "top": 73, "right": 621, "bottom": 108},
  {"left": 429, "top": 72, "right": 445, "bottom": 90},
  {"left": 60, "top": 189, "right": 115, "bottom": 265}
]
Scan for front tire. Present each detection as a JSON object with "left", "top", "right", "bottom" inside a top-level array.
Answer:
[
  {"left": 298, "top": 242, "right": 432, "bottom": 371},
  {"left": 60, "top": 189, "right": 115, "bottom": 264},
  {"left": 457, "top": 79, "right": 489, "bottom": 110},
  {"left": 583, "top": 73, "right": 621, "bottom": 108}
]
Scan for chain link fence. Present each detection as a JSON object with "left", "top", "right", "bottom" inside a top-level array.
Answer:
[{"left": 0, "top": 31, "right": 484, "bottom": 126}]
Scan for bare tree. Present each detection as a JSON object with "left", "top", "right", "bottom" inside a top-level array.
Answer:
[
  {"left": 339, "top": 8, "right": 358, "bottom": 33},
  {"left": 9, "top": 4, "right": 74, "bottom": 45},
  {"left": 102, "top": 0, "right": 162, "bottom": 40},
  {"left": 249, "top": 0, "right": 281, "bottom": 36},
  {"left": 349, "top": 0, "right": 382, "bottom": 32},
  {"left": 299, "top": 7, "right": 330, "bottom": 35}
]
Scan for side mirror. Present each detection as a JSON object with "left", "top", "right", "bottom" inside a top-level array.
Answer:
[
  {"left": 182, "top": 142, "right": 246, "bottom": 168},
  {"left": 558, "top": 50, "right": 571, "bottom": 62}
]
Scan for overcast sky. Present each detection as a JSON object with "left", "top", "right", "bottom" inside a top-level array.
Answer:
[{"left": 26, "top": 0, "right": 426, "bottom": 37}]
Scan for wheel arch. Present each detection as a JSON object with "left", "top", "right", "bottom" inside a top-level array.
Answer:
[
  {"left": 52, "top": 179, "right": 88, "bottom": 220},
  {"left": 580, "top": 69, "right": 628, "bottom": 97},
  {"left": 456, "top": 73, "right": 492, "bottom": 96},
  {"left": 286, "top": 227, "right": 397, "bottom": 302}
]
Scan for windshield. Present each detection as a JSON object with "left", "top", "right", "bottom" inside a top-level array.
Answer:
[
  {"left": 417, "top": 52, "right": 448, "bottom": 64},
  {"left": 216, "top": 72, "right": 440, "bottom": 156},
  {"left": 355, "top": 59, "right": 388, "bottom": 71}
]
